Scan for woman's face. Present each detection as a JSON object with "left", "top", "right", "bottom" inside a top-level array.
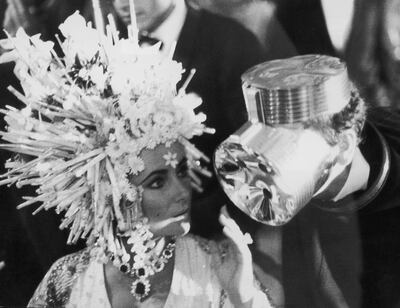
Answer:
[{"left": 130, "top": 142, "right": 192, "bottom": 238}]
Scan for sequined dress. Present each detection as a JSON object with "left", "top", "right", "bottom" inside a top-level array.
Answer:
[{"left": 28, "top": 234, "right": 272, "bottom": 307}]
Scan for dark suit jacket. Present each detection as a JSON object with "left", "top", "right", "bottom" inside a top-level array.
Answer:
[
  {"left": 249, "top": 107, "right": 400, "bottom": 308},
  {"left": 172, "top": 7, "right": 266, "bottom": 238},
  {"left": 357, "top": 108, "right": 400, "bottom": 308}
]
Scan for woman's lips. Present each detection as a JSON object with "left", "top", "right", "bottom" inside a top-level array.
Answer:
[{"left": 173, "top": 209, "right": 189, "bottom": 218}]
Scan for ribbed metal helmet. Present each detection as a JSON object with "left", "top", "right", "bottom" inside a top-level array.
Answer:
[{"left": 241, "top": 54, "right": 351, "bottom": 125}]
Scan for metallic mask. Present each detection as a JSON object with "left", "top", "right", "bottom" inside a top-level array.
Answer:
[{"left": 214, "top": 55, "right": 352, "bottom": 225}]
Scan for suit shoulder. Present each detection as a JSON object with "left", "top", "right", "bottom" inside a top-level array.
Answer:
[{"left": 193, "top": 8, "right": 262, "bottom": 47}]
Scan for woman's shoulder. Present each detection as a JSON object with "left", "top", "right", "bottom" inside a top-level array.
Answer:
[
  {"left": 51, "top": 247, "right": 93, "bottom": 271},
  {"left": 28, "top": 248, "right": 93, "bottom": 307},
  {"left": 44, "top": 247, "right": 93, "bottom": 286}
]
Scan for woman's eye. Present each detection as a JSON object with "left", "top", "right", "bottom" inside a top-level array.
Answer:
[{"left": 148, "top": 177, "right": 165, "bottom": 189}]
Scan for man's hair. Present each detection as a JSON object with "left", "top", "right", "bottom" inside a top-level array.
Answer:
[{"left": 303, "top": 90, "right": 367, "bottom": 146}]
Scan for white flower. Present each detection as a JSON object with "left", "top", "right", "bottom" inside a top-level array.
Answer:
[
  {"left": 125, "top": 185, "right": 138, "bottom": 202},
  {"left": 59, "top": 12, "right": 101, "bottom": 63},
  {"left": 0, "top": 28, "right": 53, "bottom": 73},
  {"left": 163, "top": 151, "right": 178, "bottom": 168},
  {"left": 58, "top": 11, "right": 87, "bottom": 38},
  {"left": 128, "top": 156, "right": 145, "bottom": 175},
  {"left": 29, "top": 34, "right": 54, "bottom": 68},
  {"left": 78, "top": 68, "right": 89, "bottom": 79},
  {"left": 105, "top": 142, "right": 125, "bottom": 160},
  {"left": 117, "top": 175, "right": 135, "bottom": 199},
  {"left": 153, "top": 111, "right": 174, "bottom": 127},
  {"left": 138, "top": 117, "right": 153, "bottom": 133}
]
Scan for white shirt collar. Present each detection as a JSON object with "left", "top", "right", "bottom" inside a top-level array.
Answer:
[{"left": 152, "top": 0, "right": 187, "bottom": 55}]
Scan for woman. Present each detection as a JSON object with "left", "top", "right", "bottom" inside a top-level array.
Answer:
[
  {"left": 0, "top": 8, "right": 272, "bottom": 308},
  {"left": 28, "top": 142, "right": 271, "bottom": 307}
]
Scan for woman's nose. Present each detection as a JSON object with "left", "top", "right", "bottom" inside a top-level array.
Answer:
[{"left": 171, "top": 175, "right": 190, "bottom": 202}]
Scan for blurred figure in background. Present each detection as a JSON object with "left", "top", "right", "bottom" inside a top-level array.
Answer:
[
  {"left": 320, "top": 0, "right": 354, "bottom": 56},
  {"left": 187, "top": 0, "right": 297, "bottom": 59},
  {"left": 0, "top": 1, "right": 87, "bottom": 305},
  {"left": 345, "top": 0, "right": 400, "bottom": 108},
  {"left": 274, "top": 0, "right": 335, "bottom": 55},
  {"left": 344, "top": 1, "right": 400, "bottom": 305},
  {"left": 0, "top": 3, "right": 41, "bottom": 305},
  {"left": 3, "top": 0, "right": 85, "bottom": 38}
]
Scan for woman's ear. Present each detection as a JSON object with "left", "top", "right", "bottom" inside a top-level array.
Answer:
[{"left": 336, "top": 129, "right": 358, "bottom": 166}]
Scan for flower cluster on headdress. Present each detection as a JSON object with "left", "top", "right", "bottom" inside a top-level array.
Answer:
[{"left": 0, "top": 11, "right": 213, "bottom": 258}]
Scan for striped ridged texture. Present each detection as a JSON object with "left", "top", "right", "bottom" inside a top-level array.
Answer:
[{"left": 242, "top": 54, "right": 351, "bottom": 125}]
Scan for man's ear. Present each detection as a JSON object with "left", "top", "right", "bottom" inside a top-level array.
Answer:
[{"left": 336, "top": 129, "right": 358, "bottom": 166}]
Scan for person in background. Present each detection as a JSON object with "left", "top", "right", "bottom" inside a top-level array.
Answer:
[
  {"left": 320, "top": 0, "right": 400, "bottom": 109},
  {"left": 187, "top": 0, "right": 297, "bottom": 59},
  {"left": 2, "top": 0, "right": 85, "bottom": 38},
  {"left": 345, "top": 0, "right": 400, "bottom": 108},
  {"left": 214, "top": 54, "right": 400, "bottom": 307}
]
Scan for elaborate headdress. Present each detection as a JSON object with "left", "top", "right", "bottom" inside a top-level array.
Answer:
[{"left": 0, "top": 5, "right": 212, "bottom": 265}]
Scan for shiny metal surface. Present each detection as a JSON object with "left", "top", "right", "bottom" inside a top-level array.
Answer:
[
  {"left": 242, "top": 54, "right": 351, "bottom": 124},
  {"left": 214, "top": 122, "right": 335, "bottom": 225}
]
